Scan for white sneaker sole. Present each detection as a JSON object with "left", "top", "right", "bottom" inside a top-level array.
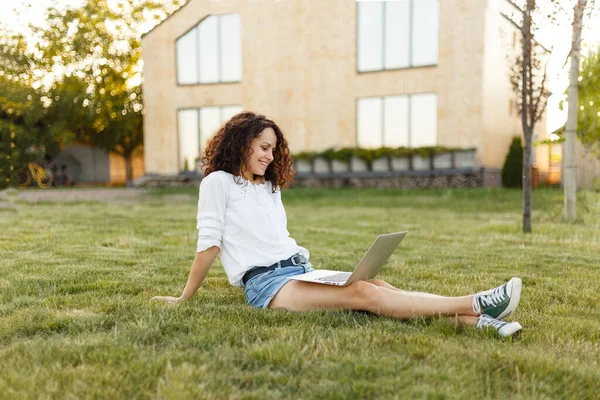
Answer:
[
  {"left": 498, "top": 321, "right": 522, "bottom": 338},
  {"left": 497, "top": 277, "right": 522, "bottom": 320}
]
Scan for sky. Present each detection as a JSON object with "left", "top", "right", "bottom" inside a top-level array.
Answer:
[{"left": 2, "top": 0, "right": 600, "bottom": 135}]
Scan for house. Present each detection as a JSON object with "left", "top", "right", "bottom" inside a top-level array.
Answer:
[
  {"left": 54, "top": 143, "right": 145, "bottom": 186},
  {"left": 140, "top": 0, "right": 550, "bottom": 186}
]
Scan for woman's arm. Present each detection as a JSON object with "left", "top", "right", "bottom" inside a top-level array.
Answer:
[{"left": 152, "top": 246, "right": 220, "bottom": 303}]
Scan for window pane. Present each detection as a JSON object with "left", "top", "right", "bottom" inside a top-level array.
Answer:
[
  {"left": 385, "top": 0, "right": 410, "bottom": 69},
  {"left": 410, "top": 93, "right": 437, "bottom": 147},
  {"left": 384, "top": 96, "right": 409, "bottom": 147},
  {"left": 178, "top": 109, "right": 199, "bottom": 171},
  {"left": 199, "top": 107, "right": 222, "bottom": 151},
  {"left": 357, "top": 2, "right": 383, "bottom": 72},
  {"left": 357, "top": 97, "right": 383, "bottom": 148},
  {"left": 221, "top": 105, "right": 243, "bottom": 124},
  {"left": 198, "top": 16, "right": 219, "bottom": 83},
  {"left": 220, "top": 14, "right": 242, "bottom": 82},
  {"left": 411, "top": 0, "right": 439, "bottom": 66},
  {"left": 176, "top": 28, "right": 198, "bottom": 84}
]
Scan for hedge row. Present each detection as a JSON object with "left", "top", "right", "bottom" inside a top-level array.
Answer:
[{"left": 292, "top": 146, "right": 476, "bottom": 163}]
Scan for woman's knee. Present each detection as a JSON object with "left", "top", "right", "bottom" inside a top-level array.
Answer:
[
  {"left": 348, "top": 280, "right": 381, "bottom": 311},
  {"left": 368, "top": 279, "right": 387, "bottom": 287}
]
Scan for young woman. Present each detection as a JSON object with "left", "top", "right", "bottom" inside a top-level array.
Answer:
[{"left": 152, "top": 112, "right": 523, "bottom": 338}]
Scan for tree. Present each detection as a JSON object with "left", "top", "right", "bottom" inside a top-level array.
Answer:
[
  {"left": 1, "top": 1, "right": 184, "bottom": 186},
  {"left": 502, "top": 137, "right": 525, "bottom": 188},
  {"left": 505, "top": 0, "right": 552, "bottom": 233},
  {"left": 564, "top": 0, "right": 588, "bottom": 221},
  {"left": 32, "top": 0, "right": 180, "bottom": 184},
  {"left": 0, "top": 27, "right": 59, "bottom": 188},
  {"left": 577, "top": 45, "right": 600, "bottom": 155}
]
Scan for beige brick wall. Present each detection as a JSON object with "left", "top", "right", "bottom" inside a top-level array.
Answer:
[{"left": 142, "top": 0, "right": 522, "bottom": 175}]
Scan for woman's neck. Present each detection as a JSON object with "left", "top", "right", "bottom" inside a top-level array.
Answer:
[{"left": 241, "top": 172, "right": 264, "bottom": 185}]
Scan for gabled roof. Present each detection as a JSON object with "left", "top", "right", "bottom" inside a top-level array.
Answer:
[{"left": 141, "top": 0, "right": 193, "bottom": 39}]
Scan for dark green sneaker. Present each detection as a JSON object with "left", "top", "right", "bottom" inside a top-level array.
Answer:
[
  {"left": 472, "top": 277, "right": 522, "bottom": 320},
  {"left": 476, "top": 314, "right": 522, "bottom": 338}
]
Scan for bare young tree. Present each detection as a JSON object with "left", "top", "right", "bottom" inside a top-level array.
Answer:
[
  {"left": 564, "top": 0, "right": 588, "bottom": 221},
  {"left": 505, "top": 0, "right": 552, "bottom": 233}
]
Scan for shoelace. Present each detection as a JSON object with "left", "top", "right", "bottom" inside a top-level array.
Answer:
[
  {"left": 478, "top": 285, "right": 507, "bottom": 308},
  {"left": 477, "top": 315, "right": 506, "bottom": 329}
]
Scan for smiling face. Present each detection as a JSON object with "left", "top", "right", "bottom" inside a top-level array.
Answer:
[{"left": 241, "top": 127, "right": 277, "bottom": 182}]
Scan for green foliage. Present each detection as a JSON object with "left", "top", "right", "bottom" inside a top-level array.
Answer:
[
  {"left": 352, "top": 148, "right": 376, "bottom": 165},
  {"left": 411, "top": 146, "right": 434, "bottom": 158},
  {"left": 577, "top": 46, "right": 600, "bottom": 157},
  {"left": 0, "top": 72, "right": 61, "bottom": 188},
  {"left": 0, "top": 120, "right": 50, "bottom": 189},
  {"left": 33, "top": 0, "right": 164, "bottom": 182},
  {"left": 370, "top": 146, "right": 403, "bottom": 159},
  {"left": 292, "top": 151, "right": 319, "bottom": 162},
  {"left": 501, "top": 137, "right": 524, "bottom": 188},
  {"left": 593, "top": 177, "right": 600, "bottom": 193},
  {"left": 0, "top": 122, "right": 18, "bottom": 189},
  {"left": 321, "top": 147, "right": 354, "bottom": 162},
  {"left": 0, "top": 0, "right": 183, "bottom": 184},
  {"left": 294, "top": 146, "right": 472, "bottom": 165},
  {"left": 387, "top": 146, "right": 412, "bottom": 158}
]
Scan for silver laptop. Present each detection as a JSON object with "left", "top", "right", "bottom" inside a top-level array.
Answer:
[{"left": 289, "top": 232, "right": 407, "bottom": 286}]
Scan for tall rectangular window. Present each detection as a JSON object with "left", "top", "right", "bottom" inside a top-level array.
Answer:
[
  {"left": 198, "top": 16, "right": 219, "bottom": 84},
  {"left": 357, "top": 94, "right": 437, "bottom": 148},
  {"left": 383, "top": 96, "right": 409, "bottom": 147},
  {"left": 178, "top": 109, "right": 199, "bottom": 172},
  {"left": 220, "top": 14, "right": 242, "bottom": 82},
  {"left": 176, "top": 14, "right": 242, "bottom": 85},
  {"left": 357, "top": 0, "right": 439, "bottom": 72},
  {"left": 176, "top": 28, "right": 198, "bottom": 85},
  {"left": 384, "top": 0, "right": 410, "bottom": 69},
  {"left": 357, "top": 2, "right": 383, "bottom": 72},
  {"left": 221, "top": 105, "right": 243, "bottom": 123},
  {"left": 410, "top": 93, "right": 437, "bottom": 147},
  {"left": 199, "top": 107, "right": 221, "bottom": 150},
  {"left": 178, "top": 105, "right": 243, "bottom": 171},
  {"left": 412, "top": 0, "right": 439, "bottom": 67},
  {"left": 357, "top": 97, "right": 383, "bottom": 148}
]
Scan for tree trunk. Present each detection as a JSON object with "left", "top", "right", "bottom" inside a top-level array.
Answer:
[
  {"left": 523, "top": 129, "right": 533, "bottom": 233},
  {"left": 125, "top": 153, "right": 133, "bottom": 187},
  {"left": 521, "top": 0, "right": 533, "bottom": 233},
  {"left": 564, "top": 0, "right": 587, "bottom": 221}
]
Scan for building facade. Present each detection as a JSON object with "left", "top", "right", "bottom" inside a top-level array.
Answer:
[
  {"left": 55, "top": 144, "right": 145, "bottom": 186},
  {"left": 141, "top": 0, "right": 549, "bottom": 179}
]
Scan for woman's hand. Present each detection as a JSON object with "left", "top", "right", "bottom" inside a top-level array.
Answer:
[
  {"left": 151, "top": 295, "right": 183, "bottom": 304},
  {"left": 152, "top": 247, "right": 219, "bottom": 304}
]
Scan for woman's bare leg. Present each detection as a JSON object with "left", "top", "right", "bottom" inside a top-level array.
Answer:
[
  {"left": 269, "top": 279, "right": 479, "bottom": 322},
  {"left": 367, "top": 279, "right": 446, "bottom": 298},
  {"left": 449, "top": 315, "right": 479, "bottom": 326}
]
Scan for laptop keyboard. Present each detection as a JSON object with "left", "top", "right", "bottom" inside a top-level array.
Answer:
[{"left": 316, "top": 272, "right": 351, "bottom": 283}]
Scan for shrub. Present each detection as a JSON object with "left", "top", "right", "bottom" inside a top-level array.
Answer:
[
  {"left": 412, "top": 146, "right": 434, "bottom": 158},
  {"left": 293, "top": 151, "right": 319, "bottom": 162},
  {"left": 501, "top": 136, "right": 524, "bottom": 188},
  {"left": 389, "top": 147, "right": 412, "bottom": 158},
  {"left": 352, "top": 148, "right": 376, "bottom": 164},
  {"left": 322, "top": 147, "right": 354, "bottom": 162},
  {"left": 291, "top": 146, "right": 474, "bottom": 166},
  {"left": 0, "top": 120, "right": 47, "bottom": 189}
]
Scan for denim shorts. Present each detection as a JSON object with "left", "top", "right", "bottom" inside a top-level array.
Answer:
[{"left": 243, "top": 262, "right": 314, "bottom": 308}]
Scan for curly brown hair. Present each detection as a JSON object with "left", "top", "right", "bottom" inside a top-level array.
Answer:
[{"left": 201, "top": 111, "right": 295, "bottom": 190}]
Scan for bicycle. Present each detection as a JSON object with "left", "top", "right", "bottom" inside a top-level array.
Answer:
[{"left": 11, "top": 162, "right": 54, "bottom": 189}]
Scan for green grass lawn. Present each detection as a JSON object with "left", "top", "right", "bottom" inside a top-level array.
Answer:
[{"left": 1, "top": 187, "right": 599, "bottom": 399}]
